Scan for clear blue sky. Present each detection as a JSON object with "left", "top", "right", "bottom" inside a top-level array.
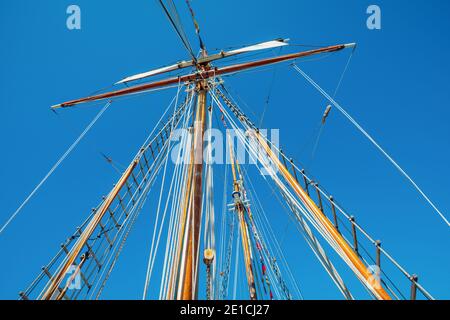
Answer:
[{"left": 0, "top": 0, "right": 449, "bottom": 300}]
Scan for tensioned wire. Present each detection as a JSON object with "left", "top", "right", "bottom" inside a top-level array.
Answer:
[
  {"left": 218, "top": 102, "right": 324, "bottom": 296},
  {"left": 159, "top": 125, "right": 191, "bottom": 299},
  {"left": 159, "top": 125, "right": 186, "bottom": 298},
  {"left": 159, "top": 91, "right": 196, "bottom": 299},
  {"left": 0, "top": 101, "right": 112, "bottom": 236},
  {"left": 238, "top": 137, "right": 355, "bottom": 300},
  {"left": 158, "top": 0, "right": 196, "bottom": 61},
  {"left": 157, "top": 87, "right": 195, "bottom": 299},
  {"left": 142, "top": 79, "right": 185, "bottom": 299},
  {"left": 159, "top": 128, "right": 187, "bottom": 298},
  {"left": 251, "top": 157, "right": 355, "bottom": 299},
  {"left": 203, "top": 100, "right": 217, "bottom": 298},
  {"left": 309, "top": 48, "right": 355, "bottom": 163},
  {"left": 292, "top": 63, "right": 449, "bottom": 228}
]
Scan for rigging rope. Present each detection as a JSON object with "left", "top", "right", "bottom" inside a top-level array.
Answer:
[
  {"left": 185, "top": 0, "right": 206, "bottom": 51},
  {"left": 232, "top": 226, "right": 241, "bottom": 300},
  {"left": 259, "top": 48, "right": 282, "bottom": 128},
  {"left": 310, "top": 48, "right": 354, "bottom": 163},
  {"left": 0, "top": 101, "right": 112, "bottom": 236},
  {"left": 160, "top": 92, "right": 195, "bottom": 299},
  {"left": 142, "top": 81, "right": 184, "bottom": 299},
  {"left": 292, "top": 63, "right": 450, "bottom": 227},
  {"left": 203, "top": 104, "right": 217, "bottom": 299},
  {"left": 217, "top": 158, "right": 229, "bottom": 299},
  {"left": 158, "top": 0, "right": 197, "bottom": 61}
]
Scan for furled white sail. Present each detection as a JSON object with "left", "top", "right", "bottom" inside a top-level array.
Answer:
[
  {"left": 115, "top": 38, "right": 289, "bottom": 85},
  {"left": 228, "top": 39, "right": 289, "bottom": 55},
  {"left": 116, "top": 63, "right": 187, "bottom": 84}
]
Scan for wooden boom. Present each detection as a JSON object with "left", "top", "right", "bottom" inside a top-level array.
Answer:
[{"left": 51, "top": 43, "right": 354, "bottom": 109}]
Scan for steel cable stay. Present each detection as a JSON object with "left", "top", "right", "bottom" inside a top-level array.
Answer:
[
  {"left": 292, "top": 63, "right": 449, "bottom": 228},
  {"left": 159, "top": 97, "right": 195, "bottom": 299},
  {"left": 185, "top": 0, "right": 206, "bottom": 51},
  {"left": 165, "top": 104, "right": 196, "bottom": 299},
  {"left": 158, "top": 0, "right": 196, "bottom": 61},
  {"left": 0, "top": 101, "right": 112, "bottom": 237},
  {"left": 159, "top": 130, "right": 191, "bottom": 299},
  {"left": 142, "top": 79, "right": 184, "bottom": 299},
  {"left": 91, "top": 143, "right": 174, "bottom": 299},
  {"left": 164, "top": 100, "right": 196, "bottom": 298},
  {"left": 202, "top": 102, "right": 217, "bottom": 299},
  {"left": 309, "top": 48, "right": 355, "bottom": 165}
]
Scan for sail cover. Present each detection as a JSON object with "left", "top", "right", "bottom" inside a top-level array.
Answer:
[
  {"left": 228, "top": 39, "right": 289, "bottom": 55},
  {"left": 115, "top": 39, "right": 289, "bottom": 85}
]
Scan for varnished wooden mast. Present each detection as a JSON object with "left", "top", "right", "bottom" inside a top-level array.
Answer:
[
  {"left": 178, "top": 81, "right": 207, "bottom": 300},
  {"left": 228, "top": 136, "right": 258, "bottom": 300}
]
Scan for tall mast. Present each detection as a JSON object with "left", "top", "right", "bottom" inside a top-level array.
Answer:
[
  {"left": 178, "top": 53, "right": 209, "bottom": 298},
  {"left": 228, "top": 137, "right": 258, "bottom": 300}
]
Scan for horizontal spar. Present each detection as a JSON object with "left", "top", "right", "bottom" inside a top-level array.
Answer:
[
  {"left": 115, "top": 38, "right": 289, "bottom": 84},
  {"left": 51, "top": 43, "right": 354, "bottom": 109}
]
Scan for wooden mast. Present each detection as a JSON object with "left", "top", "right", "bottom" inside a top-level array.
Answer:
[
  {"left": 177, "top": 50, "right": 208, "bottom": 298},
  {"left": 228, "top": 137, "right": 258, "bottom": 300}
]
